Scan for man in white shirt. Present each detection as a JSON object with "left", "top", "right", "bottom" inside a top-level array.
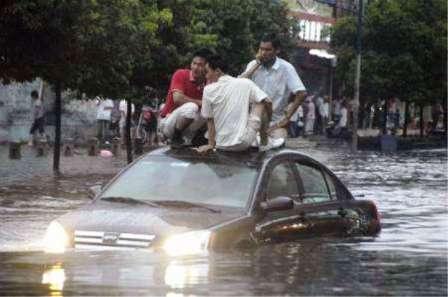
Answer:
[
  {"left": 195, "top": 54, "right": 284, "bottom": 153},
  {"left": 241, "top": 34, "right": 307, "bottom": 139},
  {"left": 304, "top": 97, "right": 315, "bottom": 136},
  {"left": 319, "top": 95, "right": 330, "bottom": 134},
  {"left": 96, "top": 97, "right": 114, "bottom": 143}
]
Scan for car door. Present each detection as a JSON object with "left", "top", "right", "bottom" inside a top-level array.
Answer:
[
  {"left": 292, "top": 161, "right": 357, "bottom": 236},
  {"left": 254, "top": 159, "right": 315, "bottom": 243}
]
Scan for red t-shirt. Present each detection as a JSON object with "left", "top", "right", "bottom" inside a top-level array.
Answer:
[{"left": 160, "top": 69, "right": 204, "bottom": 117}]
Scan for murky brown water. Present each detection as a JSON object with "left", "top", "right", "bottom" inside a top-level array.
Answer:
[{"left": 0, "top": 146, "right": 446, "bottom": 296}]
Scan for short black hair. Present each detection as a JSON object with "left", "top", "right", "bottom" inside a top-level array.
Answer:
[
  {"left": 31, "top": 90, "right": 39, "bottom": 98},
  {"left": 260, "top": 33, "right": 281, "bottom": 49},
  {"left": 206, "top": 54, "right": 228, "bottom": 73},
  {"left": 192, "top": 48, "right": 213, "bottom": 61}
]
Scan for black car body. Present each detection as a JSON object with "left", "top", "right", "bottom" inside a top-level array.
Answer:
[{"left": 43, "top": 148, "right": 381, "bottom": 255}]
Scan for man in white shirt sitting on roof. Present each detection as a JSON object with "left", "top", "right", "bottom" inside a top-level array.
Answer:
[{"left": 195, "top": 54, "right": 285, "bottom": 153}]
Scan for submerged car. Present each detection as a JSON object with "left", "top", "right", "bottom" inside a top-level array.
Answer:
[{"left": 43, "top": 147, "right": 381, "bottom": 255}]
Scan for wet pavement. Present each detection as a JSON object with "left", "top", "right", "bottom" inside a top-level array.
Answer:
[{"left": 0, "top": 144, "right": 446, "bottom": 296}]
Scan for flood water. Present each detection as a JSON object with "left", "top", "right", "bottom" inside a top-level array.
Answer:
[{"left": 0, "top": 146, "right": 446, "bottom": 296}]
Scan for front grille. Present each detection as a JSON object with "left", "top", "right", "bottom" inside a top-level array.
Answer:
[{"left": 74, "top": 230, "right": 155, "bottom": 250}]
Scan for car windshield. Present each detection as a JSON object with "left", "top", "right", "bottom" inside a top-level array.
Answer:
[{"left": 99, "top": 156, "right": 258, "bottom": 208}]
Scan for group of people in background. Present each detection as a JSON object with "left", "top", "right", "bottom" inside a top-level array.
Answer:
[{"left": 286, "top": 94, "right": 347, "bottom": 139}]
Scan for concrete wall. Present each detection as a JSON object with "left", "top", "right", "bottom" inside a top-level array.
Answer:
[{"left": 0, "top": 79, "right": 97, "bottom": 144}]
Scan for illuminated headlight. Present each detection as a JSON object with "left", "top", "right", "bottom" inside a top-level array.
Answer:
[
  {"left": 43, "top": 221, "right": 69, "bottom": 254},
  {"left": 163, "top": 230, "right": 211, "bottom": 256}
]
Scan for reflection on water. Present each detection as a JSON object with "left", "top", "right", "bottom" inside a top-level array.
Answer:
[
  {"left": 0, "top": 148, "right": 446, "bottom": 296},
  {"left": 42, "top": 264, "right": 65, "bottom": 294},
  {"left": 164, "top": 261, "right": 209, "bottom": 289}
]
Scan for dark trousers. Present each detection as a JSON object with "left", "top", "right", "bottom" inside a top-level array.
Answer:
[{"left": 30, "top": 117, "right": 45, "bottom": 135}]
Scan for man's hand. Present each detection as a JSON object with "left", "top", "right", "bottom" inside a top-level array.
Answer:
[
  {"left": 255, "top": 49, "right": 262, "bottom": 64},
  {"left": 267, "top": 118, "right": 289, "bottom": 134},
  {"left": 193, "top": 144, "right": 214, "bottom": 154}
]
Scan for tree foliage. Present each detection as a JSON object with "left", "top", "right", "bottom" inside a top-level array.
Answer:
[
  {"left": 330, "top": 0, "right": 447, "bottom": 104},
  {"left": 0, "top": 0, "right": 296, "bottom": 99},
  {"left": 0, "top": 0, "right": 170, "bottom": 100}
]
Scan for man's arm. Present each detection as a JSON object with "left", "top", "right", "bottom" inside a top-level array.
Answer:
[
  {"left": 195, "top": 118, "right": 216, "bottom": 153},
  {"left": 239, "top": 51, "right": 262, "bottom": 79},
  {"left": 263, "top": 99, "right": 273, "bottom": 121},
  {"left": 269, "top": 91, "right": 306, "bottom": 131},
  {"left": 239, "top": 62, "right": 261, "bottom": 79},
  {"left": 173, "top": 90, "right": 202, "bottom": 107}
]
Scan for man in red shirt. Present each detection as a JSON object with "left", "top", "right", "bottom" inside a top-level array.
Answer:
[{"left": 159, "top": 49, "right": 211, "bottom": 147}]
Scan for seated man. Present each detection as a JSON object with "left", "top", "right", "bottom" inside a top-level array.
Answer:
[
  {"left": 159, "top": 49, "right": 211, "bottom": 147},
  {"left": 196, "top": 54, "right": 284, "bottom": 153}
]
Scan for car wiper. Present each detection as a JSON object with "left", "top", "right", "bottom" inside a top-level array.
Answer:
[
  {"left": 101, "top": 196, "right": 159, "bottom": 208},
  {"left": 152, "top": 200, "right": 221, "bottom": 213}
]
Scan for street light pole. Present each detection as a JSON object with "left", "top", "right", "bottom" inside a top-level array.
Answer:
[{"left": 352, "top": 0, "right": 363, "bottom": 152}]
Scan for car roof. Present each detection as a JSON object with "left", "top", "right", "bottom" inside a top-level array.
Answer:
[{"left": 141, "top": 147, "right": 320, "bottom": 169}]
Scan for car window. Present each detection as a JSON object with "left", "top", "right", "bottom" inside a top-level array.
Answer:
[
  {"left": 323, "top": 171, "right": 337, "bottom": 199},
  {"left": 100, "top": 157, "right": 257, "bottom": 208},
  {"left": 295, "top": 163, "right": 331, "bottom": 203},
  {"left": 266, "top": 163, "right": 299, "bottom": 200}
]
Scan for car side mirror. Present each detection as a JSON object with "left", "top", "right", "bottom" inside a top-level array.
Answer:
[
  {"left": 88, "top": 185, "right": 102, "bottom": 199},
  {"left": 260, "top": 196, "right": 294, "bottom": 212}
]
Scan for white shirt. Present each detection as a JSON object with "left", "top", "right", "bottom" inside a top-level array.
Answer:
[
  {"left": 33, "top": 98, "right": 44, "bottom": 120},
  {"left": 96, "top": 99, "right": 114, "bottom": 121},
  {"left": 333, "top": 100, "right": 341, "bottom": 116},
  {"left": 306, "top": 101, "right": 315, "bottom": 120},
  {"left": 321, "top": 102, "right": 329, "bottom": 118},
  {"left": 202, "top": 75, "right": 267, "bottom": 148},
  {"left": 119, "top": 100, "right": 135, "bottom": 128},
  {"left": 245, "top": 57, "right": 306, "bottom": 123},
  {"left": 337, "top": 107, "right": 348, "bottom": 128}
]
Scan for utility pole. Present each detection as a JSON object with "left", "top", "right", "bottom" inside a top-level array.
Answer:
[{"left": 352, "top": 0, "right": 363, "bottom": 152}]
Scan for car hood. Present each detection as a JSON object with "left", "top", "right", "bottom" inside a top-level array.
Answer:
[{"left": 57, "top": 200, "right": 245, "bottom": 236}]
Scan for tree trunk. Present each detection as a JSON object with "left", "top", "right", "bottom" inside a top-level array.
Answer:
[
  {"left": 53, "top": 81, "right": 62, "bottom": 174},
  {"left": 382, "top": 98, "right": 388, "bottom": 135},
  {"left": 126, "top": 100, "right": 133, "bottom": 164},
  {"left": 403, "top": 100, "right": 409, "bottom": 137},
  {"left": 419, "top": 104, "right": 424, "bottom": 137}
]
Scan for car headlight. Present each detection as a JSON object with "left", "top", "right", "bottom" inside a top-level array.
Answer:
[
  {"left": 163, "top": 230, "right": 211, "bottom": 256},
  {"left": 43, "top": 221, "right": 69, "bottom": 254}
]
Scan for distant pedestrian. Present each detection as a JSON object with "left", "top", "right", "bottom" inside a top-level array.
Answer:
[
  {"left": 319, "top": 95, "right": 330, "bottom": 134},
  {"left": 431, "top": 102, "right": 443, "bottom": 132},
  {"left": 394, "top": 108, "right": 400, "bottom": 132},
  {"left": 28, "top": 90, "right": 45, "bottom": 146},
  {"left": 332, "top": 97, "right": 342, "bottom": 123},
  {"left": 304, "top": 97, "right": 315, "bottom": 136},
  {"left": 314, "top": 94, "right": 324, "bottom": 134},
  {"left": 96, "top": 97, "right": 114, "bottom": 144},
  {"left": 109, "top": 100, "right": 121, "bottom": 138},
  {"left": 333, "top": 101, "right": 348, "bottom": 137},
  {"left": 422, "top": 104, "right": 432, "bottom": 134}
]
